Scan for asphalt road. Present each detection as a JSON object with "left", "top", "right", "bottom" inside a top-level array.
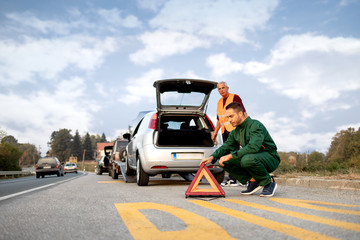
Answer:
[
  {"left": 0, "top": 172, "right": 83, "bottom": 200},
  {"left": 0, "top": 172, "right": 359, "bottom": 240}
]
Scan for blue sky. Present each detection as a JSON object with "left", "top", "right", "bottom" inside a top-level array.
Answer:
[{"left": 0, "top": 0, "right": 359, "bottom": 155}]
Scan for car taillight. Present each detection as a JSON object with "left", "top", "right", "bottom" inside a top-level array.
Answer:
[
  {"left": 64, "top": 167, "right": 68, "bottom": 170},
  {"left": 207, "top": 165, "right": 214, "bottom": 168},
  {"left": 56, "top": 163, "right": 59, "bottom": 169},
  {"left": 205, "top": 114, "right": 215, "bottom": 130},
  {"left": 151, "top": 166, "right": 168, "bottom": 169},
  {"left": 148, "top": 113, "right": 158, "bottom": 129},
  {"left": 36, "top": 164, "right": 38, "bottom": 170},
  {"left": 75, "top": 167, "right": 77, "bottom": 169}
]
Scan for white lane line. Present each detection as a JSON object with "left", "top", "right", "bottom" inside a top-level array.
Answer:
[{"left": 0, "top": 174, "right": 85, "bottom": 202}]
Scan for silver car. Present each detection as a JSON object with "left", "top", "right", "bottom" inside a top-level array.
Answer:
[{"left": 124, "top": 79, "right": 224, "bottom": 186}]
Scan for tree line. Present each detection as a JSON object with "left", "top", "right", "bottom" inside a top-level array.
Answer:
[
  {"left": 277, "top": 127, "right": 360, "bottom": 173},
  {"left": 48, "top": 129, "right": 108, "bottom": 163},
  {"left": 0, "top": 127, "right": 109, "bottom": 171},
  {"left": 1, "top": 127, "right": 360, "bottom": 172}
]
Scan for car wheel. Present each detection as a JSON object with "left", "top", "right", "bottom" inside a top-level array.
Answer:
[
  {"left": 213, "top": 170, "right": 225, "bottom": 184},
  {"left": 36, "top": 173, "right": 40, "bottom": 178},
  {"left": 75, "top": 171, "right": 78, "bottom": 174},
  {"left": 41, "top": 175, "right": 45, "bottom": 178},
  {"left": 57, "top": 171, "right": 60, "bottom": 177},
  {"left": 136, "top": 157, "right": 149, "bottom": 186},
  {"left": 125, "top": 156, "right": 136, "bottom": 176}
]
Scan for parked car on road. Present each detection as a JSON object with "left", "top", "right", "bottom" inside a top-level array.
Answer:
[
  {"left": 124, "top": 79, "right": 224, "bottom": 186},
  {"left": 64, "top": 162, "right": 78, "bottom": 174},
  {"left": 36, "top": 157, "right": 64, "bottom": 178},
  {"left": 96, "top": 145, "right": 112, "bottom": 175},
  {"left": 109, "top": 139, "right": 129, "bottom": 179}
]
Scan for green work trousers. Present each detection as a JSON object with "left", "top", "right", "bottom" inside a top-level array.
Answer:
[{"left": 222, "top": 152, "right": 280, "bottom": 186}]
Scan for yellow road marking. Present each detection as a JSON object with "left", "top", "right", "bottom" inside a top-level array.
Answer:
[
  {"left": 190, "top": 200, "right": 338, "bottom": 240},
  {"left": 225, "top": 199, "right": 360, "bottom": 232},
  {"left": 98, "top": 180, "right": 124, "bottom": 183},
  {"left": 114, "top": 202, "right": 236, "bottom": 240},
  {"left": 271, "top": 198, "right": 360, "bottom": 215}
]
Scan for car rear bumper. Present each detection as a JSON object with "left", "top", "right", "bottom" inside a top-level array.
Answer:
[
  {"left": 36, "top": 169, "right": 59, "bottom": 175},
  {"left": 140, "top": 144, "right": 222, "bottom": 174}
]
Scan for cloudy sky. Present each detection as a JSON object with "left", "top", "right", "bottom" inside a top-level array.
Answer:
[{"left": 0, "top": 0, "right": 359, "bottom": 155}]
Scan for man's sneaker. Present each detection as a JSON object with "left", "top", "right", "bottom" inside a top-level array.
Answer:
[
  {"left": 241, "top": 181, "right": 263, "bottom": 195},
  {"left": 260, "top": 177, "right": 277, "bottom": 197},
  {"left": 221, "top": 179, "right": 239, "bottom": 187}
]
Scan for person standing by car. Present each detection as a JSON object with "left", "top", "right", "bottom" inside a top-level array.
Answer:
[
  {"left": 211, "top": 81, "right": 246, "bottom": 187},
  {"left": 202, "top": 102, "right": 280, "bottom": 197}
]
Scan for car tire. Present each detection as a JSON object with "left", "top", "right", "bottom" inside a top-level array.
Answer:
[
  {"left": 136, "top": 157, "right": 149, "bottom": 186},
  {"left": 41, "top": 175, "right": 44, "bottom": 178},
  {"left": 36, "top": 173, "right": 40, "bottom": 178},
  {"left": 213, "top": 170, "right": 225, "bottom": 184},
  {"left": 57, "top": 171, "right": 60, "bottom": 177},
  {"left": 125, "top": 156, "right": 136, "bottom": 176},
  {"left": 75, "top": 171, "right": 78, "bottom": 174}
]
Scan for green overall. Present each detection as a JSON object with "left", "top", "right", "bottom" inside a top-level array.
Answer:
[{"left": 211, "top": 117, "right": 280, "bottom": 186}]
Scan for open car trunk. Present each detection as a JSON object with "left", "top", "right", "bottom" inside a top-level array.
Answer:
[{"left": 156, "top": 114, "right": 214, "bottom": 147}]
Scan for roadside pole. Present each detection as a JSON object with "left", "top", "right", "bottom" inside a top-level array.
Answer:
[{"left": 82, "top": 149, "right": 86, "bottom": 171}]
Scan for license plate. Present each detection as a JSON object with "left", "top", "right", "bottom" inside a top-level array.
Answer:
[
  {"left": 44, "top": 166, "right": 51, "bottom": 169},
  {"left": 172, "top": 153, "right": 203, "bottom": 160}
]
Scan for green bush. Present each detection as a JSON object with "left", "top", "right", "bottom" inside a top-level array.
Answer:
[{"left": 0, "top": 143, "right": 23, "bottom": 171}]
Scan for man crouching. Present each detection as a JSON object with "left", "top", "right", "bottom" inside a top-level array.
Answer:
[{"left": 201, "top": 102, "right": 280, "bottom": 197}]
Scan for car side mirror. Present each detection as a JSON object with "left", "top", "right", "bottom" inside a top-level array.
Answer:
[{"left": 123, "top": 133, "right": 131, "bottom": 141}]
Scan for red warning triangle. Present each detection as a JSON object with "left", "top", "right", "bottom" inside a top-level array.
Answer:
[{"left": 185, "top": 163, "right": 225, "bottom": 198}]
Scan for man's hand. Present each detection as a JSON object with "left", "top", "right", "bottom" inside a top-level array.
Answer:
[
  {"left": 219, "top": 154, "right": 233, "bottom": 166},
  {"left": 201, "top": 156, "right": 214, "bottom": 165},
  {"left": 211, "top": 132, "right": 217, "bottom": 142}
]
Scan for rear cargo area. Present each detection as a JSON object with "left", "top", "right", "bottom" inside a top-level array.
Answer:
[{"left": 156, "top": 114, "right": 214, "bottom": 147}]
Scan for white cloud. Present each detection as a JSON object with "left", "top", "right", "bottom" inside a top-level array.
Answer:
[
  {"left": 0, "top": 36, "right": 118, "bottom": 86},
  {"left": 336, "top": 122, "right": 360, "bottom": 131},
  {"left": 0, "top": 77, "right": 98, "bottom": 153},
  {"left": 5, "top": 9, "right": 141, "bottom": 35},
  {"left": 207, "top": 53, "right": 243, "bottom": 77},
  {"left": 150, "top": 0, "right": 279, "bottom": 44},
  {"left": 339, "top": 0, "right": 358, "bottom": 6},
  {"left": 118, "top": 68, "right": 164, "bottom": 104},
  {"left": 6, "top": 12, "right": 71, "bottom": 35},
  {"left": 130, "top": 30, "right": 211, "bottom": 64},
  {"left": 131, "top": 0, "right": 278, "bottom": 64},
  {"left": 242, "top": 33, "right": 360, "bottom": 117},
  {"left": 97, "top": 8, "right": 142, "bottom": 28},
  {"left": 137, "top": 0, "right": 168, "bottom": 11},
  {"left": 254, "top": 112, "right": 333, "bottom": 153}
]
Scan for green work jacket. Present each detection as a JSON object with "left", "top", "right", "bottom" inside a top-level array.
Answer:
[{"left": 211, "top": 117, "right": 280, "bottom": 163}]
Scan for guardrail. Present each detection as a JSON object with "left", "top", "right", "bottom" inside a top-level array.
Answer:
[{"left": 0, "top": 171, "right": 32, "bottom": 177}]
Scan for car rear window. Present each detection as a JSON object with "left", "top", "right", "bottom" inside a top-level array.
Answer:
[
  {"left": 160, "top": 116, "right": 208, "bottom": 131},
  {"left": 38, "top": 158, "right": 56, "bottom": 164},
  {"left": 116, "top": 141, "right": 128, "bottom": 151}
]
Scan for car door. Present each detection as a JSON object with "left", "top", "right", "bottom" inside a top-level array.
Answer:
[
  {"left": 153, "top": 79, "right": 217, "bottom": 115},
  {"left": 127, "top": 117, "right": 145, "bottom": 168}
]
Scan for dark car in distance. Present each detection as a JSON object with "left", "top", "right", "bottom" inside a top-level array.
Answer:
[{"left": 36, "top": 157, "right": 64, "bottom": 178}]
